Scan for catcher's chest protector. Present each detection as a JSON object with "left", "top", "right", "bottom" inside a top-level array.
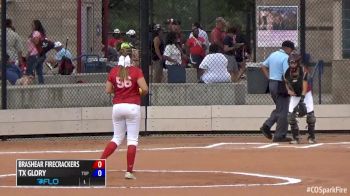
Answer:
[{"left": 285, "top": 67, "right": 304, "bottom": 96}]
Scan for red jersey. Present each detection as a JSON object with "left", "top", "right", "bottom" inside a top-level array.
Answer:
[
  {"left": 107, "top": 66, "right": 144, "bottom": 105},
  {"left": 187, "top": 37, "right": 205, "bottom": 57},
  {"left": 108, "top": 38, "right": 123, "bottom": 48},
  {"left": 210, "top": 27, "right": 226, "bottom": 48}
]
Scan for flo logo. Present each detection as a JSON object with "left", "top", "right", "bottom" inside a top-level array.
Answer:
[{"left": 36, "top": 178, "right": 60, "bottom": 185}]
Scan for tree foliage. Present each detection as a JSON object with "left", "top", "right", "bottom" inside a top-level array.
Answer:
[{"left": 108, "top": 0, "right": 255, "bottom": 32}]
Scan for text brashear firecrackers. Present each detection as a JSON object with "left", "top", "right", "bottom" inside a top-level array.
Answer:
[{"left": 18, "top": 160, "right": 80, "bottom": 168}]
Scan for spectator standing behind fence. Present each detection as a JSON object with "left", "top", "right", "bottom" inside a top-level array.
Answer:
[
  {"left": 108, "top": 28, "right": 123, "bottom": 49},
  {"left": 163, "top": 32, "right": 182, "bottom": 67},
  {"left": 124, "top": 30, "right": 140, "bottom": 67},
  {"left": 186, "top": 27, "right": 206, "bottom": 81},
  {"left": 223, "top": 26, "right": 244, "bottom": 82},
  {"left": 163, "top": 31, "right": 186, "bottom": 83},
  {"left": 151, "top": 24, "right": 165, "bottom": 83},
  {"left": 199, "top": 44, "right": 231, "bottom": 84},
  {"left": 167, "top": 18, "right": 184, "bottom": 45},
  {"left": 189, "top": 22, "right": 209, "bottom": 54},
  {"left": 126, "top": 29, "right": 139, "bottom": 49},
  {"left": 26, "top": 20, "right": 47, "bottom": 84},
  {"left": 260, "top": 40, "right": 295, "bottom": 143},
  {"left": 167, "top": 19, "right": 188, "bottom": 65},
  {"left": 100, "top": 51, "right": 148, "bottom": 180},
  {"left": 234, "top": 25, "right": 250, "bottom": 78},
  {"left": 2, "top": 19, "right": 25, "bottom": 67},
  {"left": 105, "top": 29, "right": 121, "bottom": 62},
  {"left": 210, "top": 17, "right": 227, "bottom": 52}
]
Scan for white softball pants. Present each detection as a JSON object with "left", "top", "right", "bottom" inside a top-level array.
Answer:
[
  {"left": 288, "top": 91, "right": 314, "bottom": 113},
  {"left": 111, "top": 103, "right": 141, "bottom": 146}
]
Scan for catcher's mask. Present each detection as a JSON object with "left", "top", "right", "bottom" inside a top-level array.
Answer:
[{"left": 288, "top": 53, "right": 302, "bottom": 71}]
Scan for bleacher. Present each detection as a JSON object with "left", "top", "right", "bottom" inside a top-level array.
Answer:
[{"left": 1, "top": 68, "right": 252, "bottom": 108}]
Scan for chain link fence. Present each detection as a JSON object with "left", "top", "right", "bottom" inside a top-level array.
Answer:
[
  {"left": 0, "top": 0, "right": 349, "bottom": 109},
  {"left": 0, "top": 0, "right": 107, "bottom": 109}
]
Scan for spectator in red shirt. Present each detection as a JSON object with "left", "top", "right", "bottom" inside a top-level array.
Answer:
[
  {"left": 108, "top": 28, "right": 123, "bottom": 49},
  {"left": 186, "top": 27, "right": 206, "bottom": 80},
  {"left": 100, "top": 49, "right": 148, "bottom": 180},
  {"left": 210, "top": 17, "right": 227, "bottom": 52}
]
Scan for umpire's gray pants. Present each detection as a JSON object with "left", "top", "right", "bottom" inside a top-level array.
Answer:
[{"left": 264, "top": 80, "right": 290, "bottom": 139}]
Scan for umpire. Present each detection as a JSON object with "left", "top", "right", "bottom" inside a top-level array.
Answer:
[{"left": 260, "top": 40, "right": 295, "bottom": 142}]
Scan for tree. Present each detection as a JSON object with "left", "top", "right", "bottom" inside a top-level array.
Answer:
[{"left": 108, "top": 0, "right": 255, "bottom": 32}]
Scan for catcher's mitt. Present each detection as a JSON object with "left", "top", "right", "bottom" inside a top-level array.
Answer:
[{"left": 296, "top": 102, "right": 307, "bottom": 117}]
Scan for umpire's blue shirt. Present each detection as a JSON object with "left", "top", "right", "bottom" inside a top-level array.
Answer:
[{"left": 262, "top": 49, "right": 289, "bottom": 81}]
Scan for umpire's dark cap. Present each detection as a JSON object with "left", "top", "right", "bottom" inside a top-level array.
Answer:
[{"left": 282, "top": 40, "right": 295, "bottom": 50}]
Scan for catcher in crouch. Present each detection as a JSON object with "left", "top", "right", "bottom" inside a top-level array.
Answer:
[{"left": 284, "top": 53, "right": 316, "bottom": 144}]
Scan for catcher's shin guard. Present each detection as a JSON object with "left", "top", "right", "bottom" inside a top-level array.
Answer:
[
  {"left": 306, "top": 111, "right": 316, "bottom": 139},
  {"left": 288, "top": 112, "right": 299, "bottom": 139}
]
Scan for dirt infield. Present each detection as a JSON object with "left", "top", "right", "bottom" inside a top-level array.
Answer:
[{"left": 0, "top": 134, "right": 349, "bottom": 196}]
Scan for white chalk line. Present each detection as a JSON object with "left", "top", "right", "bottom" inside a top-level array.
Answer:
[
  {"left": 256, "top": 143, "right": 279, "bottom": 149},
  {"left": 297, "top": 143, "right": 324, "bottom": 149},
  {"left": 0, "top": 142, "right": 348, "bottom": 155},
  {"left": 0, "top": 142, "right": 262, "bottom": 155},
  {"left": 0, "top": 169, "right": 301, "bottom": 189},
  {"left": 326, "top": 142, "right": 350, "bottom": 145}
]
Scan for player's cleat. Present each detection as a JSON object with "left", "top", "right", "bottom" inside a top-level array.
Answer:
[
  {"left": 124, "top": 172, "right": 136, "bottom": 180},
  {"left": 260, "top": 124, "right": 272, "bottom": 140},
  {"left": 290, "top": 138, "right": 300, "bottom": 144},
  {"left": 308, "top": 137, "right": 317, "bottom": 144}
]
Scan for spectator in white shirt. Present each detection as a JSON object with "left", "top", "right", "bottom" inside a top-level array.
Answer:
[
  {"left": 163, "top": 32, "right": 182, "bottom": 67},
  {"left": 199, "top": 44, "right": 231, "bottom": 84}
]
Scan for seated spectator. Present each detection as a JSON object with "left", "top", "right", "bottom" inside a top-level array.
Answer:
[
  {"left": 6, "top": 63, "right": 22, "bottom": 85},
  {"left": 47, "top": 41, "right": 74, "bottom": 75},
  {"left": 199, "top": 44, "right": 231, "bottom": 84},
  {"left": 0, "top": 54, "right": 30, "bottom": 85},
  {"left": 186, "top": 27, "right": 206, "bottom": 81}
]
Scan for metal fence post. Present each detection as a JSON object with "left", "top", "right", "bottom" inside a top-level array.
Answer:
[
  {"left": 300, "top": 0, "right": 306, "bottom": 60},
  {"left": 1, "top": 0, "right": 7, "bottom": 109},
  {"left": 77, "top": 0, "right": 82, "bottom": 73},
  {"left": 140, "top": 0, "right": 150, "bottom": 131},
  {"left": 318, "top": 60, "right": 324, "bottom": 104}
]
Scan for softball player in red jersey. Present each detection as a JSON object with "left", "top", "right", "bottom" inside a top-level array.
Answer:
[{"left": 100, "top": 54, "right": 148, "bottom": 180}]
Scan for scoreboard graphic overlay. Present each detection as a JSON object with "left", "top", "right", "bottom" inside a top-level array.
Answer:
[{"left": 16, "top": 160, "right": 106, "bottom": 186}]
